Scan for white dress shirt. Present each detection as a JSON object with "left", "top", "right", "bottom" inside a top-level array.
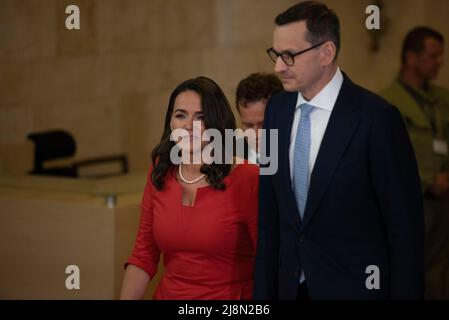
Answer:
[
  {"left": 289, "top": 68, "right": 344, "bottom": 187},
  {"left": 289, "top": 67, "right": 343, "bottom": 284},
  {"left": 247, "top": 146, "right": 259, "bottom": 165}
]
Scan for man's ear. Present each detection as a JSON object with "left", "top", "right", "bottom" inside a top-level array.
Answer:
[
  {"left": 405, "top": 51, "right": 418, "bottom": 67},
  {"left": 321, "top": 41, "right": 337, "bottom": 66}
]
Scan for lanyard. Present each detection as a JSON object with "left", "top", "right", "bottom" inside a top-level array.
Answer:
[{"left": 399, "top": 80, "right": 438, "bottom": 135}]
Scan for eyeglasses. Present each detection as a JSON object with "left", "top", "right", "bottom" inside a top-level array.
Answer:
[{"left": 266, "top": 40, "right": 328, "bottom": 66}]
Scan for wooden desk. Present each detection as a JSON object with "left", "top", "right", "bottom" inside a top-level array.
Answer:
[{"left": 0, "top": 174, "right": 163, "bottom": 299}]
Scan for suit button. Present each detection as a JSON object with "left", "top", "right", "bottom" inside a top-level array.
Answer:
[{"left": 299, "top": 235, "right": 305, "bottom": 243}]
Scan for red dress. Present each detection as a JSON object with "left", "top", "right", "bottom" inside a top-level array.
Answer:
[{"left": 126, "top": 161, "right": 259, "bottom": 299}]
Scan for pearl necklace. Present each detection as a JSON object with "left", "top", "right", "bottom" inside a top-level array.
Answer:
[{"left": 178, "top": 164, "right": 206, "bottom": 184}]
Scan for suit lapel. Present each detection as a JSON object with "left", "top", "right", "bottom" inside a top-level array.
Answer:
[
  {"left": 301, "top": 75, "right": 362, "bottom": 230},
  {"left": 278, "top": 92, "right": 302, "bottom": 231}
]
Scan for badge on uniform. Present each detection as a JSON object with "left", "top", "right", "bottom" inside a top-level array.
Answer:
[{"left": 433, "top": 139, "right": 448, "bottom": 155}]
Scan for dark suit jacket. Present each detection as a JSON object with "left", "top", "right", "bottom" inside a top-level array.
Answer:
[{"left": 253, "top": 73, "right": 425, "bottom": 300}]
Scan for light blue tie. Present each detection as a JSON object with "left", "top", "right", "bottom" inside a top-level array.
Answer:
[{"left": 293, "top": 103, "right": 314, "bottom": 219}]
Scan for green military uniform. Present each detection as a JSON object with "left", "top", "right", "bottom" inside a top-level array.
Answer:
[
  {"left": 382, "top": 79, "right": 449, "bottom": 299},
  {"left": 382, "top": 79, "right": 449, "bottom": 192}
]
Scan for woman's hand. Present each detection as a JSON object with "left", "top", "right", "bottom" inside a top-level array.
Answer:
[{"left": 119, "top": 264, "right": 150, "bottom": 300}]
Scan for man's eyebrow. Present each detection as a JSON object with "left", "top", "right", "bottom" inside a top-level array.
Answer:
[
  {"left": 274, "top": 47, "right": 299, "bottom": 53},
  {"left": 282, "top": 48, "right": 298, "bottom": 52}
]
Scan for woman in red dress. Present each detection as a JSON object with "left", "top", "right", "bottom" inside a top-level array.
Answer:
[{"left": 120, "top": 77, "right": 259, "bottom": 300}]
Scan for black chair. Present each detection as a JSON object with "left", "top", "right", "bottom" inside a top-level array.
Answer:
[{"left": 27, "top": 130, "right": 128, "bottom": 178}]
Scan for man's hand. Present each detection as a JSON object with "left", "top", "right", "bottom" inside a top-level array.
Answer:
[{"left": 429, "top": 172, "right": 449, "bottom": 198}]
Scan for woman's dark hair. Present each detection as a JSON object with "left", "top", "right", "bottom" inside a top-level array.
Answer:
[
  {"left": 151, "top": 76, "right": 237, "bottom": 191},
  {"left": 275, "top": 1, "right": 340, "bottom": 59}
]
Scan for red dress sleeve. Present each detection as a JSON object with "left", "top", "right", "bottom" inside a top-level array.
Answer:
[
  {"left": 125, "top": 166, "right": 161, "bottom": 278},
  {"left": 246, "top": 167, "right": 259, "bottom": 254},
  {"left": 239, "top": 164, "right": 259, "bottom": 300}
]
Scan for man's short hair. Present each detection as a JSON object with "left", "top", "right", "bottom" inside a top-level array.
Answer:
[
  {"left": 275, "top": 1, "right": 340, "bottom": 58},
  {"left": 401, "top": 27, "right": 444, "bottom": 64},
  {"left": 236, "top": 73, "right": 283, "bottom": 112}
]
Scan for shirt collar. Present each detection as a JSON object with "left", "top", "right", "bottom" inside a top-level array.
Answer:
[
  {"left": 247, "top": 146, "right": 259, "bottom": 164},
  {"left": 295, "top": 67, "right": 344, "bottom": 112}
]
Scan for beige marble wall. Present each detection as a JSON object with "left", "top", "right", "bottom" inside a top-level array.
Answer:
[{"left": 1, "top": 0, "right": 448, "bottom": 174}]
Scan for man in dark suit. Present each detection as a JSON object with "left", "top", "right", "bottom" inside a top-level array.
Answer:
[{"left": 253, "top": 1, "right": 425, "bottom": 300}]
